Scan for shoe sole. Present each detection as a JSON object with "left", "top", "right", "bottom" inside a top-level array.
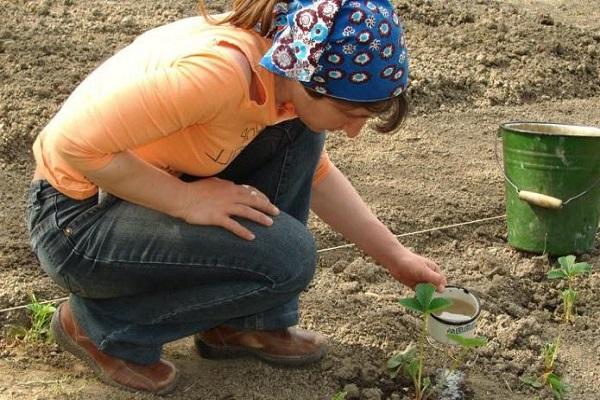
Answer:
[
  {"left": 51, "top": 303, "right": 178, "bottom": 395},
  {"left": 194, "top": 335, "right": 326, "bottom": 367}
]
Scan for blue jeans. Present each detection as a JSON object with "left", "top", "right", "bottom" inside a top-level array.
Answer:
[{"left": 26, "top": 119, "right": 325, "bottom": 364}]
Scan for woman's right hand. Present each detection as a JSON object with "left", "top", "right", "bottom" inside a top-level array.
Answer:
[{"left": 176, "top": 177, "right": 280, "bottom": 240}]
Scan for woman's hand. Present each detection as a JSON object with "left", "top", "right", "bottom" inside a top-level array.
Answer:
[
  {"left": 177, "top": 177, "right": 280, "bottom": 240},
  {"left": 387, "top": 250, "right": 447, "bottom": 292},
  {"left": 311, "top": 167, "right": 448, "bottom": 292}
]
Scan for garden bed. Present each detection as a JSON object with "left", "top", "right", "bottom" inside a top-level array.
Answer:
[{"left": 1, "top": 1, "right": 599, "bottom": 399}]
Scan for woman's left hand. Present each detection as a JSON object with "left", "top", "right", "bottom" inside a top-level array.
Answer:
[{"left": 386, "top": 250, "right": 447, "bottom": 292}]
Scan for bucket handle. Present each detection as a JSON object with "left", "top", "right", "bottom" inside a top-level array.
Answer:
[
  {"left": 494, "top": 129, "right": 600, "bottom": 209},
  {"left": 516, "top": 190, "right": 562, "bottom": 209}
]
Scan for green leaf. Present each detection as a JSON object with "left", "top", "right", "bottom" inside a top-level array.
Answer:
[
  {"left": 571, "top": 262, "right": 592, "bottom": 276},
  {"left": 558, "top": 255, "right": 576, "bottom": 271},
  {"left": 520, "top": 376, "right": 544, "bottom": 388},
  {"left": 547, "top": 373, "right": 568, "bottom": 400},
  {"left": 422, "top": 376, "right": 431, "bottom": 393},
  {"left": 447, "top": 333, "right": 487, "bottom": 348},
  {"left": 415, "top": 283, "right": 436, "bottom": 310},
  {"left": 387, "top": 365, "right": 400, "bottom": 378},
  {"left": 387, "top": 343, "right": 417, "bottom": 374},
  {"left": 547, "top": 268, "right": 567, "bottom": 280},
  {"left": 398, "top": 297, "right": 424, "bottom": 314},
  {"left": 387, "top": 355, "right": 402, "bottom": 371},
  {"left": 404, "top": 358, "right": 420, "bottom": 380},
  {"left": 331, "top": 391, "right": 347, "bottom": 400},
  {"left": 428, "top": 298, "right": 453, "bottom": 314},
  {"left": 387, "top": 353, "right": 405, "bottom": 372},
  {"left": 543, "top": 341, "right": 559, "bottom": 370}
]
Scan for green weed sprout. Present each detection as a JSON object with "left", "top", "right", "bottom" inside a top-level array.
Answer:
[
  {"left": 547, "top": 255, "right": 592, "bottom": 322},
  {"left": 542, "top": 340, "right": 559, "bottom": 375},
  {"left": 388, "top": 283, "right": 452, "bottom": 400},
  {"left": 331, "top": 391, "right": 347, "bottom": 400},
  {"left": 8, "top": 294, "right": 56, "bottom": 343},
  {"left": 540, "top": 341, "right": 569, "bottom": 399}
]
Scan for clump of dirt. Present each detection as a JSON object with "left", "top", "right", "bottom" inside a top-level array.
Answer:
[{"left": 401, "top": 0, "right": 600, "bottom": 113}]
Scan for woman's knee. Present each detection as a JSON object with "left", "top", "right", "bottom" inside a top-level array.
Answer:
[{"left": 263, "top": 218, "right": 317, "bottom": 294}]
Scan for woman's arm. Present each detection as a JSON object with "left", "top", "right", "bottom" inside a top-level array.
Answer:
[
  {"left": 84, "top": 150, "right": 189, "bottom": 217},
  {"left": 82, "top": 151, "right": 278, "bottom": 241},
  {"left": 310, "top": 165, "right": 447, "bottom": 291},
  {"left": 52, "top": 47, "right": 278, "bottom": 240}
]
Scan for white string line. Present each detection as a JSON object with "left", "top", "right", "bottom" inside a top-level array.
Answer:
[
  {"left": 0, "top": 296, "right": 69, "bottom": 314},
  {"left": 317, "top": 214, "right": 506, "bottom": 253},
  {"left": 0, "top": 214, "right": 506, "bottom": 315}
]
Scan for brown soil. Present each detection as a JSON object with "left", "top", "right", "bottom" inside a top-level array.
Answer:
[{"left": 1, "top": 1, "right": 599, "bottom": 399}]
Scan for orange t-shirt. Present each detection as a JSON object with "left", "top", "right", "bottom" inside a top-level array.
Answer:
[{"left": 33, "top": 17, "right": 332, "bottom": 200}]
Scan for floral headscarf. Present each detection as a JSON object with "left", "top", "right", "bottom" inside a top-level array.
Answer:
[{"left": 259, "top": 0, "right": 409, "bottom": 102}]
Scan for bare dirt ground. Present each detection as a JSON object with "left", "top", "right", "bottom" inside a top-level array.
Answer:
[{"left": 1, "top": 1, "right": 599, "bottom": 399}]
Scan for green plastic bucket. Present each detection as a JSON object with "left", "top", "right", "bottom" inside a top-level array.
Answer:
[{"left": 499, "top": 122, "right": 600, "bottom": 255}]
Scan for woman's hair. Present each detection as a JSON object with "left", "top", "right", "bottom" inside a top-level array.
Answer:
[
  {"left": 198, "top": 0, "right": 410, "bottom": 133},
  {"left": 199, "top": 0, "right": 278, "bottom": 36},
  {"left": 305, "top": 88, "right": 409, "bottom": 134}
]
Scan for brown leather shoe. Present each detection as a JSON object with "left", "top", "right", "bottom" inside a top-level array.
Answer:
[
  {"left": 50, "top": 302, "right": 178, "bottom": 395},
  {"left": 194, "top": 325, "right": 327, "bottom": 366}
]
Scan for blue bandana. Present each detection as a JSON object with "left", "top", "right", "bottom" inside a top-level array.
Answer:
[{"left": 259, "top": 0, "right": 409, "bottom": 102}]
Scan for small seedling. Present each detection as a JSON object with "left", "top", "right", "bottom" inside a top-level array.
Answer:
[
  {"left": 521, "top": 255, "right": 590, "bottom": 398},
  {"left": 547, "top": 255, "right": 591, "bottom": 322},
  {"left": 521, "top": 338, "right": 567, "bottom": 398},
  {"left": 8, "top": 294, "right": 56, "bottom": 343},
  {"left": 388, "top": 283, "right": 452, "bottom": 400},
  {"left": 542, "top": 339, "right": 559, "bottom": 374},
  {"left": 388, "top": 343, "right": 424, "bottom": 398},
  {"left": 331, "top": 391, "right": 347, "bottom": 400}
]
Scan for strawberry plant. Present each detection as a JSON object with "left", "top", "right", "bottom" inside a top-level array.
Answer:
[
  {"left": 522, "top": 255, "right": 592, "bottom": 399},
  {"left": 388, "top": 283, "right": 452, "bottom": 400}
]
